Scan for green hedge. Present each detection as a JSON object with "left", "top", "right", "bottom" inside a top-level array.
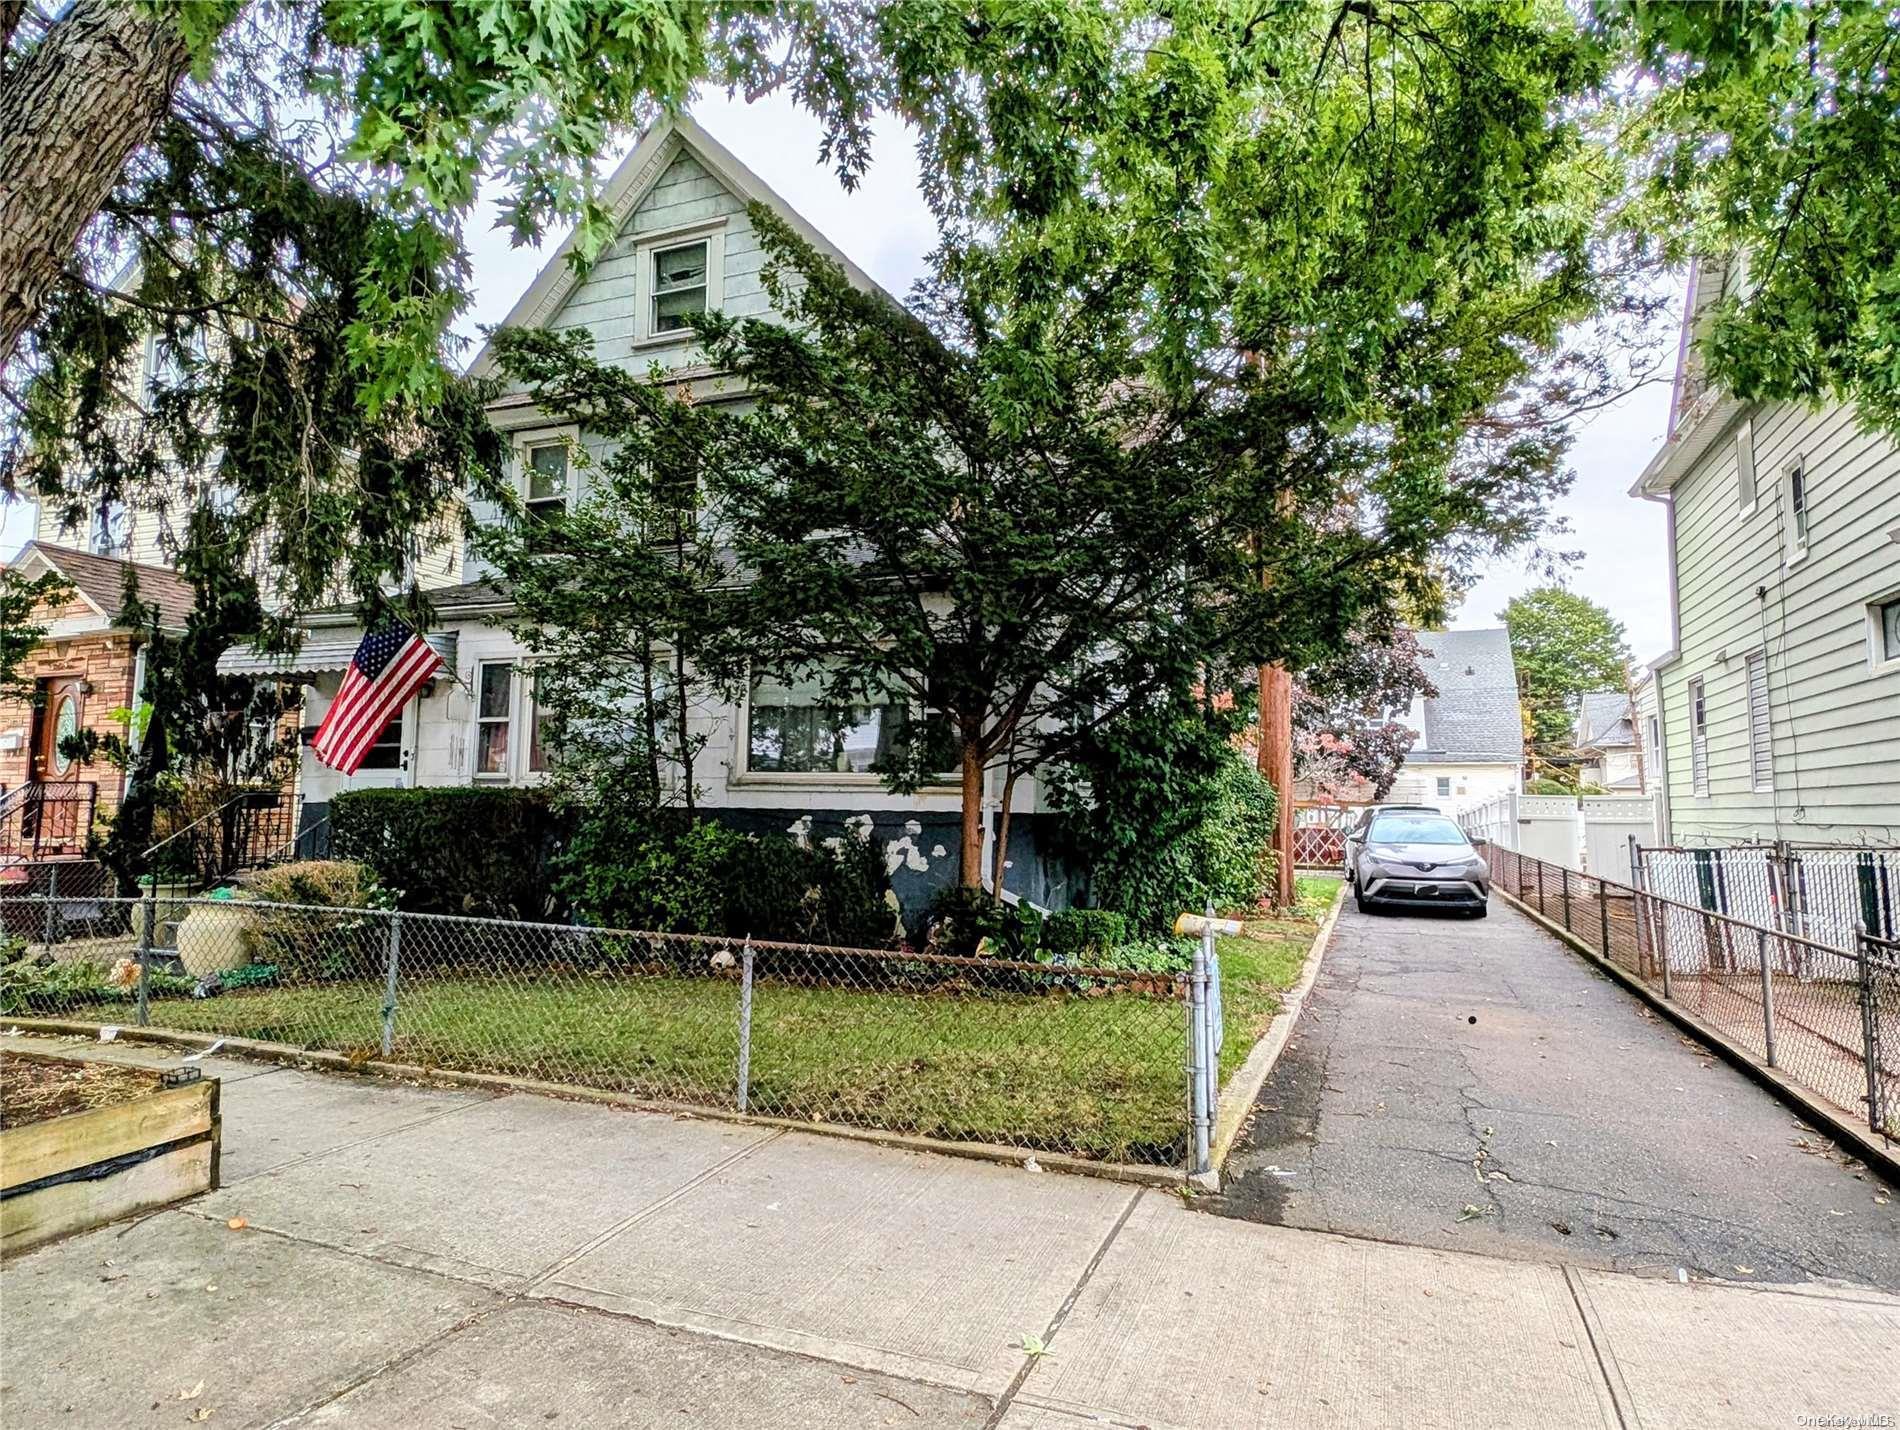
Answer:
[
  {"left": 557, "top": 808, "right": 897, "bottom": 948},
  {"left": 1042, "top": 909, "right": 1128, "bottom": 961},
  {"left": 330, "top": 787, "right": 567, "bottom": 920}
]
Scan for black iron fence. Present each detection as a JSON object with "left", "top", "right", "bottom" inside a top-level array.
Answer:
[{"left": 1477, "top": 840, "right": 1898, "bottom": 1142}]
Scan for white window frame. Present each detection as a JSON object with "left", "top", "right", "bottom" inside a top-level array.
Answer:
[
  {"left": 513, "top": 425, "right": 580, "bottom": 527},
  {"left": 734, "top": 665, "right": 954, "bottom": 789},
  {"left": 1868, "top": 587, "right": 1900, "bottom": 675},
  {"left": 1435, "top": 776, "right": 1452, "bottom": 798},
  {"left": 632, "top": 221, "right": 725, "bottom": 347},
  {"left": 1782, "top": 457, "right": 1809, "bottom": 563},
  {"left": 1688, "top": 677, "right": 1709, "bottom": 798},
  {"left": 1733, "top": 418, "right": 1757, "bottom": 514},
  {"left": 1743, "top": 650, "right": 1773, "bottom": 793},
  {"left": 471, "top": 660, "right": 516, "bottom": 782},
  {"left": 468, "top": 660, "right": 551, "bottom": 786}
]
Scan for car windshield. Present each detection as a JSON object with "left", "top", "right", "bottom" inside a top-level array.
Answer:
[{"left": 1368, "top": 814, "right": 1468, "bottom": 847}]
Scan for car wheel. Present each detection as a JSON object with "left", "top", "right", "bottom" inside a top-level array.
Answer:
[
  {"left": 1354, "top": 888, "right": 1374, "bottom": 915},
  {"left": 1471, "top": 904, "right": 1488, "bottom": 919}
]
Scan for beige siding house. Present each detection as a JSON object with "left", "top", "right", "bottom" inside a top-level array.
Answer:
[{"left": 1634, "top": 262, "right": 1900, "bottom": 847}]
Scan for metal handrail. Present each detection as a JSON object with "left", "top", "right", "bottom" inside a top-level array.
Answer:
[
  {"left": 142, "top": 785, "right": 284, "bottom": 860},
  {"left": 1473, "top": 839, "right": 1876, "bottom": 968}
]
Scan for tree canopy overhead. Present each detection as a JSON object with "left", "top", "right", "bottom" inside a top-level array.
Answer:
[{"left": 1609, "top": 1, "right": 1900, "bottom": 436}]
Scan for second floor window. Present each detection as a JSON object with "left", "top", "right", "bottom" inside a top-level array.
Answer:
[
  {"left": 652, "top": 241, "right": 708, "bottom": 333},
  {"left": 90, "top": 502, "right": 128, "bottom": 557},
  {"left": 522, "top": 442, "right": 569, "bottom": 550},
  {"left": 1785, "top": 460, "right": 1809, "bottom": 556}
]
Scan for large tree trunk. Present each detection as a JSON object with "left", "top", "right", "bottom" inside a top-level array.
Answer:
[
  {"left": 957, "top": 742, "right": 985, "bottom": 888},
  {"left": 1257, "top": 662, "right": 1295, "bottom": 908},
  {"left": 0, "top": 0, "right": 192, "bottom": 368}
]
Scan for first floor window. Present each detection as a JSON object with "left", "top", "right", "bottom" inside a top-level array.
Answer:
[
  {"left": 475, "top": 662, "right": 512, "bottom": 776},
  {"left": 527, "top": 672, "right": 551, "bottom": 774},
  {"left": 746, "top": 669, "right": 908, "bottom": 775},
  {"left": 1689, "top": 678, "right": 1709, "bottom": 796},
  {"left": 1435, "top": 776, "right": 1452, "bottom": 798}
]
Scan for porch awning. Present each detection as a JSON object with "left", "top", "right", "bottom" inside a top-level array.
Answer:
[{"left": 216, "top": 632, "right": 457, "bottom": 681}]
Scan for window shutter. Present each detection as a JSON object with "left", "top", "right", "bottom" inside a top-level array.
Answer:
[
  {"left": 1745, "top": 653, "right": 1772, "bottom": 791},
  {"left": 1734, "top": 420, "right": 1756, "bottom": 508}
]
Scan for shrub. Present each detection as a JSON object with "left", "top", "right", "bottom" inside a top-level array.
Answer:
[
  {"left": 558, "top": 811, "right": 898, "bottom": 948},
  {"left": 232, "top": 859, "right": 383, "bottom": 907},
  {"left": 229, "top": 859, "right": 391, "bottom": 981},
  {"left": 1050, "top": 695, "right": 1278, "bottom": 934},
  {"left": 925, "top": 886, "right": 1041, "bottom": 958},
  {"left": 332, "top": 787, "right": 567, "bottom": 919},
  {"left": 1042, "top": 909, "right": 1128, "bottom": 962}
]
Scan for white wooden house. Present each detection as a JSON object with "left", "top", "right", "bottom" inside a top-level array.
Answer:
[{"left": 231, "top": 115, "right": 1076, "bottom": 915}]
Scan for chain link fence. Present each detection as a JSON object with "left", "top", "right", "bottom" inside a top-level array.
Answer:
[
  {"left": 0, "top": 892, "right": 1207, "bottom": 1169},
  {"left": 1635, "top": 843, "right": 1900, "bottom": 951},
  {"left": 1478, "top": 841, "right": 1899, "bottom": 1142}
]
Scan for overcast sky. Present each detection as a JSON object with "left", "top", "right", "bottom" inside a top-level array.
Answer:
[{"left": 3, "top": 89, "right": 1681, "bottom": 664}]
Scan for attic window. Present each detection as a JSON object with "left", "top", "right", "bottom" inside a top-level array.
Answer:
[{"left": 652, "top": 241, "right": 708, "bottom": 333}]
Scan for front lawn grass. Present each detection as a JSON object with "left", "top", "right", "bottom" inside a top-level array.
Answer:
[{"left": 82, "top": 884, "right": 1335, "bottom": 1166}]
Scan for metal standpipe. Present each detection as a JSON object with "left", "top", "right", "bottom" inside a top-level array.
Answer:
[
  {"left": 1174, "top": 905, "right": 1242, "bottom": 1180},
  {"left": 135, "top": 880, "right": 157, "bottom": 1026},
  {"left": 1188, "top": 942, "right": 1211, "bottom": 1176},
  {"left": 380, "top": 911, "right": 402, "bottom": 1057},
  {"left": 735, "top": 936, "right": 755, "bottom": 1114},
  {"left": 1756, "top": 927, "right": 1777, "bottom": 1068},
  {"left": 42, "top": 862, "right": 57, "bottom": 948},
  {"left": 1857, "top": 929, "right": 1886, "bottom": 1135}
]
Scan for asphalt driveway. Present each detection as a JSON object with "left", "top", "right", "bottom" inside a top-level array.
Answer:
[{"left": 1206, "top": 895, "right": 1900, "bottom": 1289}]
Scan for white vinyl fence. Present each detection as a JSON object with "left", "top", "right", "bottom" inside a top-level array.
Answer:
[{"left": 1458, "top": 791, "right": 1662, "bottom": 883}]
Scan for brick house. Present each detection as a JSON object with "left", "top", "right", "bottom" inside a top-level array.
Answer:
[{"left": 0, "top": 542, "right": 194, "bottom": 865}]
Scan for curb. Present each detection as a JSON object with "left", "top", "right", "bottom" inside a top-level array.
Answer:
[
  {"left": 0, "top": 1017, "right": 1190, "bottom": 1191},
  {"left": 1205, "top": 880, "right": 1346, "bottom": 1183},
  {"left": 1495, "top": 889, "right": 1900, "bottom": 1186}
]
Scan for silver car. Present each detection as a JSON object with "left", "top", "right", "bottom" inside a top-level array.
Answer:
[{"left": 1349, "top": 810, "right": 1490, "bottom": 917}]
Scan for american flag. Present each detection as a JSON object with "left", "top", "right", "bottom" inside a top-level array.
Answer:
[{"left": 309, "top": 622, "right": 443, "bottom": 775}]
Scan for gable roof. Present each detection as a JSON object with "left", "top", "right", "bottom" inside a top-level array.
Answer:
[
  {"left": 10, "top": 542, "right": 195, "bottom": 632},
  {"left": 1407, "top": 628, "right": 1523, "bottom": 765},
  {"left": 1576, "top": 689, "right": 1636, "bottom": 749},
  {"left": 467, "top": 113, "right": 903, "bottom": 380}
]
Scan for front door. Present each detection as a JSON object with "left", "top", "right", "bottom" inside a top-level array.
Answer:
[
  {"left": 340, "top": 700, "right": 417, "bottom": 791},
  {"left": 26, "top": 676, "right": 85, "bottom": 847},
  {"left": 30, "top": 676, "right": 82, "bottom": 786}
]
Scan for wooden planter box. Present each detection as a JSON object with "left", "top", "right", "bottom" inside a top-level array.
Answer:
[{"left": 1, "top": 1059, "right": 220, "bottom": 1256}]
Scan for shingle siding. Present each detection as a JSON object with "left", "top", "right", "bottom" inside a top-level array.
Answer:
[{"left": 1658, "top": 396, "right": 1900, "bottom": 845}]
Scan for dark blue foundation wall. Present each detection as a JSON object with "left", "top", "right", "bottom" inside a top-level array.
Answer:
[
  {"left": 293, "top": 798, "right": 1081, "bottom": 933},
  {"left": 707, "top": 807, "right": 1081, "bottom": 932}
]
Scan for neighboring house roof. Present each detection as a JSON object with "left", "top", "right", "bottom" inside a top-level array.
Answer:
[
  {"left": 11, "top": 541, "right": 195, "bottom": 632},
  {"left": 1405, "top": 628, "right": 1523, "bottom": 765},
  {"left": 467, "top": 112, "right": 902, "bottom": 381},
  {"left": 1576, "top": 689, "right": 1636, "bottom": 750}
]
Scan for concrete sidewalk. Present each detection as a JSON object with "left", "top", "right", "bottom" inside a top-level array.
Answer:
[{"left": 3, "top": 1031, "right": 1897, "bottom": 1429}]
